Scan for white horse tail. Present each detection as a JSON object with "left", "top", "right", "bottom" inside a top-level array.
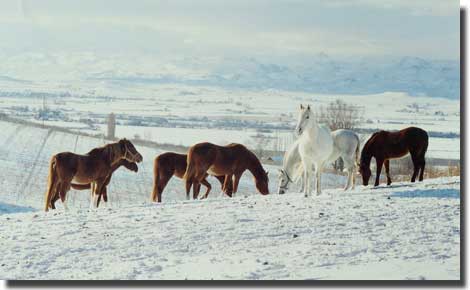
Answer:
[{"left": 354, "top": 133, "right": 361, "bottom": 167}]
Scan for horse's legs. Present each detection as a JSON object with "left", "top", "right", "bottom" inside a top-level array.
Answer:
[
  {"left": 97, "top": 186, "right": 108, "bottom": 208},
  {"left": 419, "top": 158, "right": 426, "bottom": 181},
  {"left": 342, "top": 157, "right": 355, "bottom": 190},
  {"left": 374, "top": 159, "right": 384, "bottom": 187},
  {"left": 351, "top": 169, "right": 356, "bottom": 190},
  {"left": 302, "top": 160, "right": 310, "bottom": 197},
  {"left": 193, "top": 182, "right": 202, "bottom": 200},
  {"left": 185, "top": 178, "right": 192, "bottom": 200},
  {"left": 200, "top": 178, "right": 212, "bottom": 199},
  {"left": 298, "top": 173, "right": 305, "bottom": 193},
  {"left": 410, "top": 154, "right": 420, "bottom": 183},
  {"left": 155, "top": 174, "right": 171, "bottom": 203},
  {"left": 222, "top": 174, "right": 233, "bottom": 197},
  {"left": 93, "top": 179, "right": 106, "bottom": 208},
  {"left": 50, "top": 190, "right": 60, "bottom": 210},
  {"left": 232, "top": 172, "right": 243, "bottom": 195},
  {"left": 102, "top": 187, "right": 108, "bottom": 203},
  {"left": 384, "top": 160, "right": 392, "bottom": 186},
  {"left": 344, "top": 167, "right": 352, "bottom": 191},
  {"left": 59, "top": 183, "right": 69, "bottom": 211},
  {"left": 316, "top": 163, "right": 323, "bottom": 195},
  {"left": 214, "top": 175, "right": 227, "bottom": 196}
]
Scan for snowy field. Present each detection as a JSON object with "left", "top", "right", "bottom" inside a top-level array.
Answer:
[
  {"left": 0, "top": 176, "right": 460, "bottom": 280},
  {"left": 0, "top": 87, "right": 460, "bottom": 160},
  {"left": 0, "top": 119, "right": 461, "bottom": 280}
]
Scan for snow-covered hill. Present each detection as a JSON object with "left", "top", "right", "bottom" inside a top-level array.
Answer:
[
  {"left": 0, "top": 53, "right": 459, "bottom": 100},
  {"left": 0, "top": 176, "right": 460, "bottom": 280}
]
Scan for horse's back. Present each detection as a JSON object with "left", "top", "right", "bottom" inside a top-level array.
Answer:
[
  {"left": 331, "top": 129, "right": 359, "bottom": 155},
  {"left": 155, "top": 152, "right": 187, "bottom": 174},
  {"left": 402, "top": 127, "right": 429, "bottom": 139}
]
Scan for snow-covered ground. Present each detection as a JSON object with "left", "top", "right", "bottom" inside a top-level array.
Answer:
[
  {"left": 0, "top": 119, "right": 460, "bottom": 280},
  {"left": 0, "top": 176, "right": 460, "bottom": 280},
  {"left": 0, "top": 89, "right": 461, "bottom": 160}
]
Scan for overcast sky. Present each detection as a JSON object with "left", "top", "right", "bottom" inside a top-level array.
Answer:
[{"left": 0, "top": 0, "right": 460, "bottom": 61}]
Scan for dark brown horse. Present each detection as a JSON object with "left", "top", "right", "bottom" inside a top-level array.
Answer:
[
  {"left": 70, "top": 159, "right": 138, "bottom": 205},
  {"left": 44, "top": 139, "right": 143, "bottom": 211},
  {"left": 359, "top": 127, "right": 428, "bottom": 186},
  {"left": 184, "top": 142, "right": 269, "bottom": 198},
  {"left": 151, "top": 152, "right": 230, "bottom": 202}
]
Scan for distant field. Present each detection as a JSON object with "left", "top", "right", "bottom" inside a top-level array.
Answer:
[{"left": 0, "top": 87, "right": 461, "bottom": 160}]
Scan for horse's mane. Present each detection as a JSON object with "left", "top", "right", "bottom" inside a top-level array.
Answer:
[
  {"left": 360, "top": 131, "right": 383, "bottom": 162},
  {"left": 86, "top": 142, "right": 122, "bottom": 164}
]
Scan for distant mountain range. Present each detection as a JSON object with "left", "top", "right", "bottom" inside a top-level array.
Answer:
[
  {"left": 87, "top": 55, "right": 459, "bottom": 100},
  {"left": 0, "top": 53, "right": 460, "bottom": 99}
]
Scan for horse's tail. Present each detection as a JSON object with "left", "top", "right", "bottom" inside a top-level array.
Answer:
[
  {"left": 151, "top": 157, "right": 160, "bottom": 202},
  {"left": 44, "top": 155, "right": 58, "bottom": 212},
  {"left": 183, "top": 151, "right": 196, "bottom": 181},
  {"left": 354, "top": 134, "right": 361, "bottom": 167}
]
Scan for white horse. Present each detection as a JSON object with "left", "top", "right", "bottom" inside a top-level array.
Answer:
[
  {"left": 277, "top": 128, "right": 360, "bottom": 194},
  {"left": 328, "top": 129, "right": 361, "bottom": 190},
  {"left": 295, "top": 104, "right": 361, "bottom": 195},
  {"left": 295, "top": 104, "right": 334, "bottom": 196},
  {"left": 277, "top": 138, "right": 305, "bottom": 194}
]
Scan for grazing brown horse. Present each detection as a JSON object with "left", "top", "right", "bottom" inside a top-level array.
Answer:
[
  {"left": 184, "top": 142, "right": 270, "bottom": 199},
  {"left": 70, "top": 159, "right": 138, "bottom": 205},
  {"left": 151, "top": 152, "right": 229, "bottom": 203},
  {"left": 44, "top": 139, "right": 143, "bottom": 211},
  {"left": 359, "top": 127, "right": 428, "bottom": 186}
]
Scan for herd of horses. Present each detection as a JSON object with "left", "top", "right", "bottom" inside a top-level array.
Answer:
[{"left": 43, "top": 104, "right": 429, "bottom": 212}]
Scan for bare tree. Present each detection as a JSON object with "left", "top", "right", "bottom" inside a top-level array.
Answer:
[
  {"left": 317, "top": 99, "right": 364, "bottom": 171},
  {"left": 317, "top": 99, "right": 364, "bottom": 131}
]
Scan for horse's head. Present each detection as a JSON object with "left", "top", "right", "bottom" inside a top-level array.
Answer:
[
  {"left": 295, "top": 104, "right": 313, "bottom": 136},
  {"left": 119, "top": 139, "right": 143, "bottom": 163},
  {"left": 256, "top": 170, "right": 270, "bottom": 195},
  {"left": 277, "top": 169, "right": 290, "bottom": 194},
  {"left": 358, "top": 161, "right": 371, "bottom": 186}
]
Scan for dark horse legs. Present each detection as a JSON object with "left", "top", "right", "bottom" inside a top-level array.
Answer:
[
  {"left": 419, "top": 159, "right": 426, "bottom": 181},
  {"left": 384, "top": 160, "right": 392, "bottom": 185},
  {"left": 374, "top": 158, "right": 384, "bottom": 187},
  {"left": 411, "top": 153, "right": 426, "bottom": 182}
]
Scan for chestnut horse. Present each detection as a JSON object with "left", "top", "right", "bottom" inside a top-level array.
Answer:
[
  {"left": 70, "top": 159, "right": 138, "bottom": 206},
  {"left": 44, "top": 139, "right": 143, "bottom": 211},
  {"left": 359, "top": 127, "right": 428, "bottom": 186},
  {"left": 151, "top": 152, "right": 230, "bottom": 202},
  {"left": 184, "top": 142, "right": 269, "bottom": 198}
]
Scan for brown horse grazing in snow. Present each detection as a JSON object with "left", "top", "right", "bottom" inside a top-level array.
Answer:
[
  {"left": 44, "top": 139, "right": 143, "bottom": 211},
  {"left": 184, "top": 142, "right": 270, "bottom": 199},
  {"left": 151, "top": 152, "right": 230, "bottom": 202},
  {"left": 70, "top": 159, "right": 138, "bottom": 206},
  {"left": 359, "top": 127, "right": 428, "bottom": 187}
]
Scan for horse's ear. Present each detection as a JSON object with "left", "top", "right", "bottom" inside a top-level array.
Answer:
[
  {"left": 307, "top": 105, "right": 311, "bottom": 110},
  {"left": 300, "top": 104, "right": 304, "bottom": 110}
]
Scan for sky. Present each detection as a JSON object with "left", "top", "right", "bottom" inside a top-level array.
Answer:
[{"left": 0, "top": 0, "right": 460, "bottom": 61}]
